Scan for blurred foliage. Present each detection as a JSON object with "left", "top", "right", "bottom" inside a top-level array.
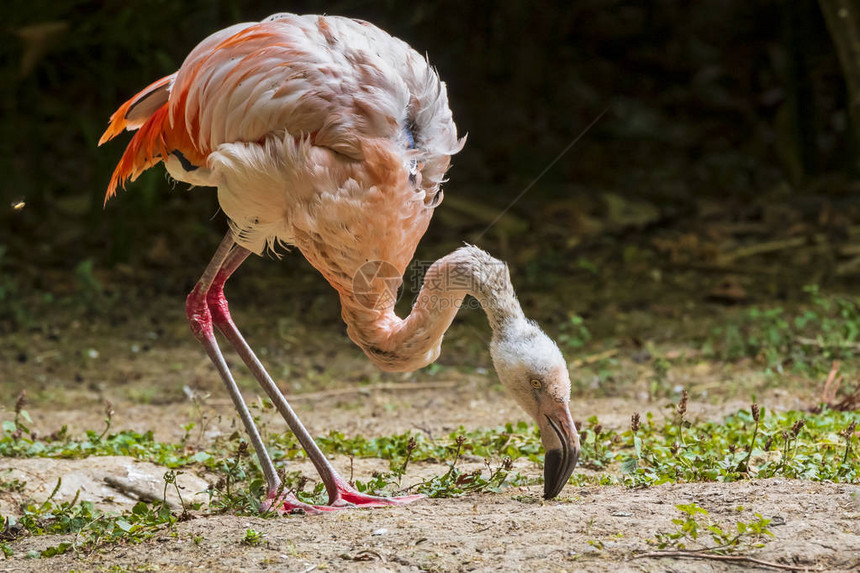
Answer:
[
  {"left": 701, "top": 285, "right": 860, "bottom": 372},
  {"left": 0, "top": 0, "right": 854, "bottom": 272}
]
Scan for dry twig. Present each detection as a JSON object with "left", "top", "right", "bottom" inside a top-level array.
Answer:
[
  {"left": 797, "top": 337, "right": 860, "bottom": 351},
  {"left": 570, "top": 349, "right": 618, "bottom": 368},
  {"left": 717, "top": 237, "right": 808, "bottom": 265},
  {"left": 821, "top": 361, "right": 843, "bottom": 405},
  {"left": 634, "top": 550, "right": 820, "bottom": 571},
  {"left": 811, "top": 361, "right": 860, "bottom": 412}
]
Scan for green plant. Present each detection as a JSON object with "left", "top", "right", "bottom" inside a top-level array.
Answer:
[
  {"left": 0, "top": 476, "right": 26, "bottom": 493},
  {"left": 701, "top": 286, "right": 860, "bottom": 374},
  {"left": 735, "top": 403, "right": 761, "bottom": 473},
  {"left": 654, "top": 503, "right": 708, "bottom": 549},
  {"left": 840, "top": 420, "right": 858, "bottom": 475},
  {"left": 0, "top": 396, "right": 856, "bottom": 559},
  {"left": 98, "top": 402, "right": 115, "bottom": 441},
  {"left": 6, "top": 476, "right": 188, "bottom": 558},
  {"left": 405, "top": 444, "right": 531, "bottom": 498},
  {"left": 207, "top": 441, "right": 266, "bottom": 514},
  {"left": 653, "top": 503, "right": 773, "bottom": 553},
  {"left": 241, "top": 528, "right": 264, "bottom": 546},
  {"left": 621, "top": 412, "right": 642, "bottom": 474}
]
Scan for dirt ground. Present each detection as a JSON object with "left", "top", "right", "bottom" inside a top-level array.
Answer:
[
  {"left": 3, "top": 476, "right": 859, "bottom": 572},
  {"left": 1, "top": 363, "right": 858, "bottom": 572}
]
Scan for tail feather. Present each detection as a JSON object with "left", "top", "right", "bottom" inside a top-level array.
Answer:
[
  {"left": 101, "top": 72, "right": 204, "bottom": 205},
  {"left": 99, "top": 73, "right": 176, "bottom": 146},
  {"left": 104, "top": 105, "right": 171, "bottom": 204}
]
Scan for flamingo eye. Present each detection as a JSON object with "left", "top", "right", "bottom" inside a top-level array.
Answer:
[{"left": 530, "top": 379, "right": 542, "bottom": 389}]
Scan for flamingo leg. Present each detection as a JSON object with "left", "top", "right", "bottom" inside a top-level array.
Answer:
[
  {"left": 204, "top": 237, "right": 423, "bottom": 512},
  {"left": 185, "top": 233, "right": 281, "bottom": 493}
]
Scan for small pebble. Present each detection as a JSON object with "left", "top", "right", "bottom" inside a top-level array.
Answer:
[{"left": 372, "top": 528, "right": 387, "bottom": 536}]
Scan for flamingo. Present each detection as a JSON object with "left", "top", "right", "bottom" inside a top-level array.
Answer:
[{"left": 99, "top": 13, "right": 580, "bottom": 512}]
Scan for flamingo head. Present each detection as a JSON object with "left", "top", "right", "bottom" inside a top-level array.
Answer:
[{"left": 490, "top": 320, "right": 580, "bottom": 499}]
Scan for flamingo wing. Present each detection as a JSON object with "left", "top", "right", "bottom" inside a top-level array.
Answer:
[{"left": 100, "top": 15, "right": 459, "bottom": 202}]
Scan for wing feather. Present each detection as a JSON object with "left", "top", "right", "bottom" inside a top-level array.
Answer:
[{"left": 101, "top": 14, "right": 462, "bottom": 204}]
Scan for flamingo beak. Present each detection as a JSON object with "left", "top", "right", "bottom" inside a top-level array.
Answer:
[{"left": 539, "top": 401, "right": 580, "bottom": 499}]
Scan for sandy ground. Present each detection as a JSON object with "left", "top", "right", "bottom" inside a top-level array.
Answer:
[
  {"left": 1, "top": 294, "right": 858, "bottom": 572},
  {"left": 0, "top": 381, "right": 858, "bottom": 572},
  {"left": 2, "top": 476, "right": 858, "bottom": 572}
]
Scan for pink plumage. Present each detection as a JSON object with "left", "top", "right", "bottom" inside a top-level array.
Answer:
[
  {"left": 101, "top": 14, "right": 460, "bottom": 252},
  {"left": 101, "top": 13, "right": 579, "bottom": 512}
]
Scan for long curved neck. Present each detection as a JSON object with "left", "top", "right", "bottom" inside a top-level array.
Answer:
[{"left": 341, "top": 245, "right": 526, "bottom": 371}]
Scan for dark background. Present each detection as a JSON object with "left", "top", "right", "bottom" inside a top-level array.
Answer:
[{"left": 0, "top": 0, "right": 857, "bottom": 329}]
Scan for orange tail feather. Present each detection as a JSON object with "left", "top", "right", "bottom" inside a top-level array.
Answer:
[
  {"left": 99, "top": 74, "right": 176, "bottom": 146},
  {"left": 104, "top": 105, "right": 172, "bottom": 204},
  {"left": 100, "top": 73, "right": 183, "bottom": 204}
]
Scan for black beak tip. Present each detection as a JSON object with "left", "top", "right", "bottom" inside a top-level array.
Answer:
[{"left": 543, "top": 446, "right": 580, "bottom": 500}]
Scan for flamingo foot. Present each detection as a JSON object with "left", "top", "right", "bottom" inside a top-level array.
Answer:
[
  {"left": 333, "top": 484, "right": 425, "bottom": 508},
  {"left": 264, "top": 483, "right": 425, "bottom": 515}
]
